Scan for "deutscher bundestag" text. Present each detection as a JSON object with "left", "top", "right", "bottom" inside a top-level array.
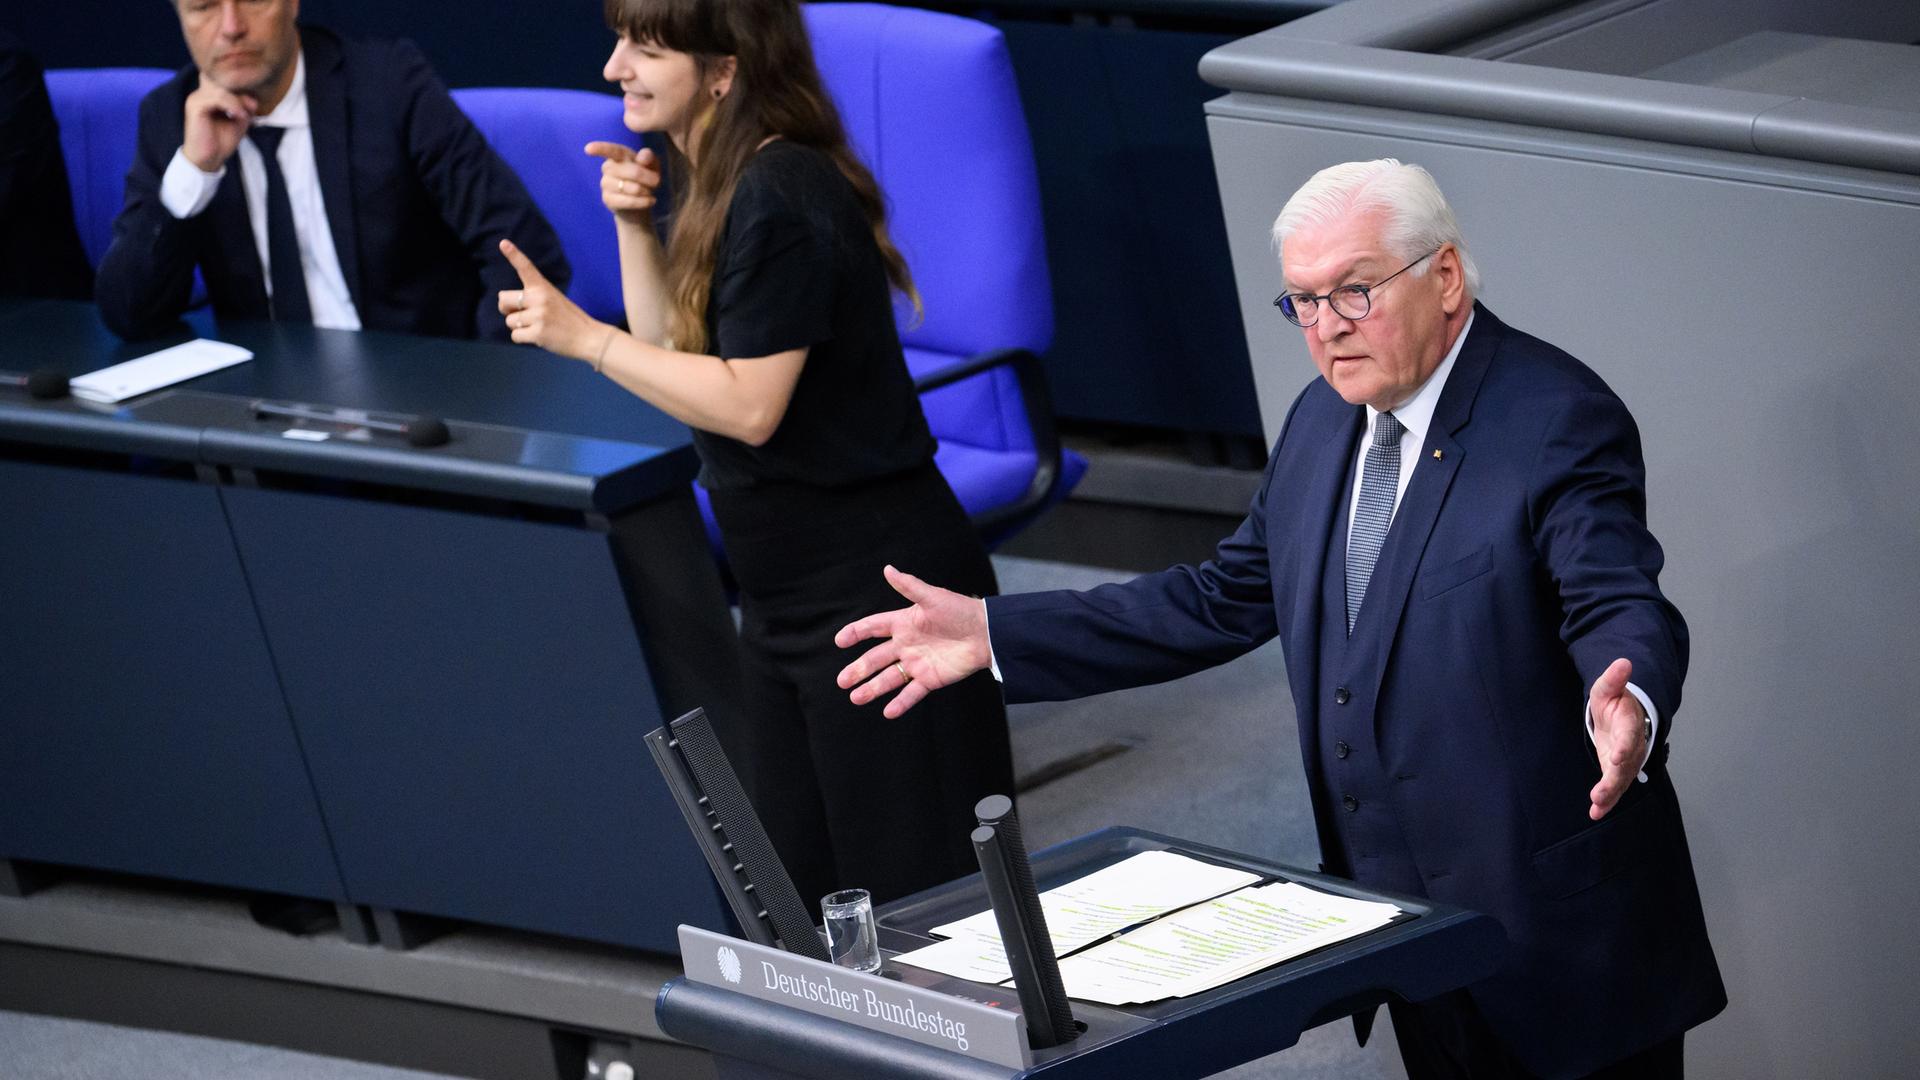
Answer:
[{"left": 761, "top": 961, "right": 971, "bottom": 1051}]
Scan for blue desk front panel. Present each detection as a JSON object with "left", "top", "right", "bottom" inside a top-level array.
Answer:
[
  {"left": 221, "top": 484, "right": 730, "bottom": 949},
  {"left": 0, "top": 460, "right": 346, "bottom": 898}
]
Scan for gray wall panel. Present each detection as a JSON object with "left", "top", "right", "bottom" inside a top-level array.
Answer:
[
  {"left": 1208, "top": 103, "right": 1920, "bottom": 1077},
  {"left": 1487, "top": 0, "right": 1920, "bottom": 75}
]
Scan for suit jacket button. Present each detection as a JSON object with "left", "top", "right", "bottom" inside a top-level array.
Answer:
[
  {"left": 1334, "top": 687, "right": 1351, "bottom": 705},
  {"left": 1342, "top": 794, "right": 1359, "bottom": 812},
  {"left": 1335, "top": 740, "right": 1351, "bottom": 759}
]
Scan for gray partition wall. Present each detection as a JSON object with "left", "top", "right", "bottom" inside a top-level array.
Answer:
[{"left": 1201, "top": 2, "right": 1920, "bottom": 1077}]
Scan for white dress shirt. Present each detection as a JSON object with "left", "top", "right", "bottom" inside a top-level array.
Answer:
[
  {"left": 1343, "top": 310, "right": 1472, "bottom": 541},
  {"left": 158, "top": 51, "right": 362, "bottom": 330}
]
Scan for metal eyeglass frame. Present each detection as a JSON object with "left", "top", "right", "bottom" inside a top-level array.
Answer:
[{"left": 1273, "top": 248, "right": 1440, "bottom": 328}]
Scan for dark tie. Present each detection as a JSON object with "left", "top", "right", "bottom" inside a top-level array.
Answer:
[
  {"left": 1345, "top": 411, "right": 1403, "bottom": 634},
  {"left": 247, "top": 126, "right": 312, "bottom": 323}
]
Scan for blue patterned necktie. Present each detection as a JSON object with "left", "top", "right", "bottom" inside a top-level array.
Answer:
[
  {"left": 247, "top": 126, "right": 312, "bottom": 323},
  {"left": 1346, "top": 411, "right": 1403, "bottom": 634}
]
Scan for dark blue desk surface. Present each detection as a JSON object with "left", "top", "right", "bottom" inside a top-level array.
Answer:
[
  {"left": 0, "top": 299, "right": 700, "bottom": 512},
  {"left": 0, "top": 299, "right": 739, "bottom": 947}
]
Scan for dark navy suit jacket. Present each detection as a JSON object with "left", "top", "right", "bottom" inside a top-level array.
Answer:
[
  {"left": 988, "top": 305, "right": 1724, "bottom": 1077},
  {"left": 94, "top": 26, "right": 567, "bottom": 342}
]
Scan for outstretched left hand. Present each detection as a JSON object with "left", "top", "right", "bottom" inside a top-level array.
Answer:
[
  {"left": 1588, "top": 657, "right": 1649, "bottom": 821},
  {"left": 498, "top": 238, "right": 604, "bottom": 361}
]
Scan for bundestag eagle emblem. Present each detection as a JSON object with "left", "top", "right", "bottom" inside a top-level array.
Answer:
[{"left": 717, "top": 945, "right": 742, "bottom": 984}]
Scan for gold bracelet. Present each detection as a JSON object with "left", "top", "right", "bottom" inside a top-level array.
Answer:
[{"left": 593, "top": 327, "right": 617, "bottom": 374}]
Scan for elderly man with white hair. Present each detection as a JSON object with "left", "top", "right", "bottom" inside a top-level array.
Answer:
[{"left": 835, "top": 159, "right": 1725, "bottom": 1078}]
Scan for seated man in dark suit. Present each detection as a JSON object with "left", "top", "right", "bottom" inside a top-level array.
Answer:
[
  {"left": 95, "top": 0, "right": 567, "bottom": 341},
  {"left": 0, "top": 30, "right": 94, "bottom": 300},
  {"left": 838, "top": 160, "right": 1725, "bottom": 1078}
]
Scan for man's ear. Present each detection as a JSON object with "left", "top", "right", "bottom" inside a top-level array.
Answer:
[{"left": 1436, "top": 244, "right": 1467, "bottom": 316}]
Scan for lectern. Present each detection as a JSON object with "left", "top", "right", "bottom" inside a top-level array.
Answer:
[{"left": 657, "top": 827, "right": 1505, "bottom": 1079}]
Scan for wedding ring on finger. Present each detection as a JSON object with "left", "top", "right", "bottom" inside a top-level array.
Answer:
[{"left": 894, "top": 662, "right": 912, "bottom": 683}]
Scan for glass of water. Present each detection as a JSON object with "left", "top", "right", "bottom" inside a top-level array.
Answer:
[{"left": 821, "top": 888, "right": 881, "bottom": 972}]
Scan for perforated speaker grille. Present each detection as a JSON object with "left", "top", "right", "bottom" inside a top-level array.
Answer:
[{"left": 670, "top": 711, "right": 830, "bottom": 961}]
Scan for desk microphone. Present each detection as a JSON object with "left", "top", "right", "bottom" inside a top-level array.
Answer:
[
  {"left": 1, "top": 368, "right": 72, "bottom": 400},
  {"left": 252, "top": 400, "right": 451, "bottom": 448},
  {"left": 973, "top": 795, "right": 1077, "bottom": 1049}
]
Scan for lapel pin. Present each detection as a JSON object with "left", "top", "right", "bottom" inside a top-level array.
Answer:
[{"left": 1432, "top": 449, "right": 1444, "bottom": 460}]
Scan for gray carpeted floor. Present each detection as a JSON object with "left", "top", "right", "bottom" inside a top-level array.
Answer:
[
  {"left": 0, "top": 554, "right": 1403, "bottom": 1080},
  {"left": 0, "top": 1010, "right": 470, "bottom": 1080}
]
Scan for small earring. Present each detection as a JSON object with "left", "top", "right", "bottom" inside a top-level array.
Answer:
[{"left": 712, "top": 88, "right": 724, "bottom": 100}]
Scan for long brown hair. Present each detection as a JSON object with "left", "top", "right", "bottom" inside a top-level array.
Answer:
[{"left": 603, "top": 0, "right": 918, "bottom": 353}]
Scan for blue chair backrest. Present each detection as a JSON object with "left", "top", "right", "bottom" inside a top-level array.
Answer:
[
  {"left": 43, "top": 67, "right": 174, "bottom": 269},
  {"left": 805, "top": 4, "right": 1052, "bottom": 360},
  {"left": 804, "top": 3, "right": 1071, "bottom": 522},
  {"left": 451, "top": 87, "right": 642, "bottom": 325}
]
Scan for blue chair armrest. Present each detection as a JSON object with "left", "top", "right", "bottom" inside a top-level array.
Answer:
[{"left": 913, "top": 347, "right": 1065, "bottom": 539}]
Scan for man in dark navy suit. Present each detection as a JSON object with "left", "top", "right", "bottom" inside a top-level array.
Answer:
[
  {"left": 94, "top": 0, "right": 566, "bottom": 341},
  {"left": 836, "top": 160, "right": 1724, "bottom": 1078}
]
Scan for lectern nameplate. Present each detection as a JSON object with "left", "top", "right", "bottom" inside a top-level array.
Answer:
[{"left": 678, "top": 925, "right": 1032, "bottom": 1069}]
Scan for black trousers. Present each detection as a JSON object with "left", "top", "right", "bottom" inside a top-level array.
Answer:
[
  {"left": 1391, "top": 991, "right": 1684, "bottom": 1080},
  {"left": 708, "top": 464, "right": 1016, "bottom": 910}
]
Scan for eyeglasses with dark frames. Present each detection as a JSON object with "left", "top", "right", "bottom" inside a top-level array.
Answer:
[{"left": 1273, "top": 248, "right": 1440, "bottom": 328}]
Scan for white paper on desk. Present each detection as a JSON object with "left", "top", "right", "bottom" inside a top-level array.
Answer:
[
  {"left": 889, "top": 933, "right": 1024, "bottom": 984},
  {"left": 69, "top": 339, "right": 253, "bottom": 403},
  {"left": 931, "top": 850, "right": 1261, "bottom": 955},
  {"left": 1055, "top": 881, "right": 1402, "bottom": 1006},
  {"left": 894, "top": 851, "right": 1261, "bottom": 984}
]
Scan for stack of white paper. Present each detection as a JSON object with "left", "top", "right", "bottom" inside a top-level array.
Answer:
[
  {"left": 1055, "top": 882, "right": 1402, "bottom": 1005},
  {"left": 892, "top": 853, "right": 1402, "bottom": 1005},
  {"left": 70, "top": 339, "right": 253, "bottom": 404},
  {"left": 892, "top": 850, "right": 1260, "bottom": 984}
]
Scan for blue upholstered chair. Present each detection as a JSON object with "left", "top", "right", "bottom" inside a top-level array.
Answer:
[
  {"left": 449, "top": 87, "right": 642, "bottom": 325},
  {"left": 42, "top": 67, "right": 174, "bottom": 268},
  {"left": 48, "top": 5, "right": 1075, "bottom": 556},
  {"left": 460, "top": 4, "right": 1080, "bottom": 558},
  {"left": 806, "top": 2, "right": 1084, "bottom": 543}
]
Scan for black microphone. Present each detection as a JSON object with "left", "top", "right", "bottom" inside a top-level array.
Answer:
[
  {"left": 1, "top": 368, "right": 71, "bottom": 400},
  {"left": 251, "top": 400, "right": 451, "bottom": 448},
  {"left": 973, "top": 794, "right": 1077, "bottom": 1049},
  {"left": 398, "top": 416, "right": 451, "bottom": 448}
]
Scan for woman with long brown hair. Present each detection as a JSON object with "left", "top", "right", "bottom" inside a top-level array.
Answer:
[{"left": 496, "top": 0, "right": 1014, "bottom": 908}]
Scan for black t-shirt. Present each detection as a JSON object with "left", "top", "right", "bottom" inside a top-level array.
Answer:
[{"left": 693, "top": 140, "right": 935, "bottom": 491}]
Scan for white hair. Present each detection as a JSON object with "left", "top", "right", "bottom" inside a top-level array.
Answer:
[{"left": 1272, "top": 159, "right": 1480, "bottom": 295}]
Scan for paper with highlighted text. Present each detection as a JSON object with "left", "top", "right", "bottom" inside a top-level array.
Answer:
[
  {"left": 895, "top": 849, "right": 1260, "bottom": 985},
  {"left": 893, "top": 852, "right": 1400, "bottom": 1004},
  {"left": 1055, "top": 881, "right": 1402, "bottom": 1004}
]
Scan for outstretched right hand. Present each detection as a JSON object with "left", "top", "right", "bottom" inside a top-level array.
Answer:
[
  {"left": 585, "top": 141, "right": 661, "bottom": 222},
  {"left": 182, "top": 75, "right": 257, "bottom": 173},
  {"left": 835, "top": 565, "right": 994, "bottom": 719}
]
